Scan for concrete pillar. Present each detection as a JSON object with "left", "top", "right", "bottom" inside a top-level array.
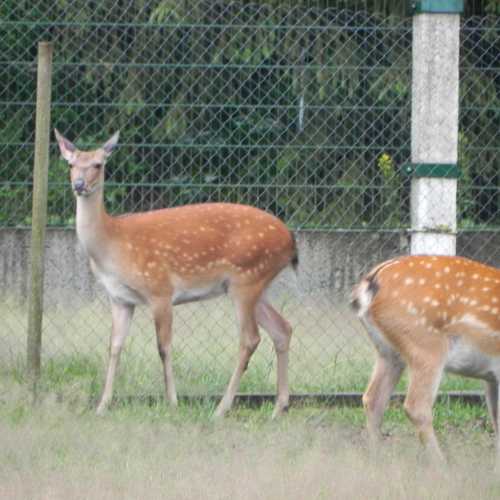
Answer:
[{"left": 410, "top": 11, "right": 461, "bottom": 255}]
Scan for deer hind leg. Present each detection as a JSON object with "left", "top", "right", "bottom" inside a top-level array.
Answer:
[
  {"left": 363, "top": 351, "right": 405, "bottom": 447},
  {"left": 403, "top": 350, "right": 447, "bottom": 464},
  {"left": 97, "top": 301, "right": 135, "bottom": 415},
  {"left": 485, "top": 379, "right": 500, "bottom": 472},
  {"left": 214, "top": 286, "right": 262, "bottom": 418},
  {"left": 255, "top": 299, "right": 292, "bottom": 418},
  {"left": 485, "top": 379, "right": 499, "bottom": 435},
  {"left": 152, "top": 298, "right": 178, "bottom": 407}
]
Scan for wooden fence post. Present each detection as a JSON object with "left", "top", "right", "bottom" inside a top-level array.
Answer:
[{"left": 27, "top": 41, "right": 53, "bottom": 400}]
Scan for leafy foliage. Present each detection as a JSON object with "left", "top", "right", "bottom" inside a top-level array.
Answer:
[{"left": 0, "top": 1, "right": 498, "bottom": 229}]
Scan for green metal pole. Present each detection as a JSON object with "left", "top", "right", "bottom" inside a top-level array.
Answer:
[{"left": 27, "top": 41, "right": 53, "bottom": 401}]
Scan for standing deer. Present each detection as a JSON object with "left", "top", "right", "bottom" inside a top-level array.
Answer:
[
  {"left": 55, "top": 129, "right": 297, "bottom": 418},
  {"left": 351, "top": 255, "right": 500, "bottom": 464}
]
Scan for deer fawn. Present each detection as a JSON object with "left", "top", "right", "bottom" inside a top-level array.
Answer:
[
  {"left": 55, "top": 129, "right": 297, "bottom": 418},
  {"left": 351, "top": 255, "right": 500, "bottom": 464}
]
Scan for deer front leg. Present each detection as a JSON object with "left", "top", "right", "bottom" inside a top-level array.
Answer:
[
  {"left": 152, "top": 298, "right": 178, "bottom": 407},
  {"left": 96, "top": 301, "right": 135, "bottom": 415}
]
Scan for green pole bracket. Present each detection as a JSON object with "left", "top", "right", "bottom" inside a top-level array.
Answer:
[
  {"left": 410, "top": 0, "right": 464, "bottom": 14},
  {"left": 402, "top": 163, "right": 460, "bottom": 178}
]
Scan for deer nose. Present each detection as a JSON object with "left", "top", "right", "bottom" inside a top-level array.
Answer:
[{"left": 73, "top": 178, "right": 85, "bottom": 194}]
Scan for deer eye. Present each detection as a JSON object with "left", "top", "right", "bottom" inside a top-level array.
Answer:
[{"left": 94, "top": 163, "right": 102, "bottom": 169}]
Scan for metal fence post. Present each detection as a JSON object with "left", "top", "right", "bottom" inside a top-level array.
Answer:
[
  {"left": 410, "top": 2, "right": 463, "bottom": 255},
  {"left": 27, "top": 41, "right": 53, "bottom": 399}
]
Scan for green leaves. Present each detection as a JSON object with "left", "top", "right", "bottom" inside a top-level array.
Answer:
[{"left": 1, "top": 3, "right": 497, "bottom": 229}]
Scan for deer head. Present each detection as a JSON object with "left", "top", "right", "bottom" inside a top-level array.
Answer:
[{"left": 54, "top": 129, "right": 119, "bottom": 197}]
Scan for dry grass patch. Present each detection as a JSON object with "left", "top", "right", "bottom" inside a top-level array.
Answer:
[{"left": 0, "top": 378, "right": 499, "bottom": 500}]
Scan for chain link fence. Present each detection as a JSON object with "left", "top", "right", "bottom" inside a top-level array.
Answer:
[{"left": 1, "top": 1, "right": 499, "bottom": 399}]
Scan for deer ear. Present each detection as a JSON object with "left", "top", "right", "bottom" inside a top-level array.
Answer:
[
  {"left": 102, "top": 131, "right": 120, "bottom": 157},
  {"left": 54, "top": 129, "right": 76, "bottom": 162}
]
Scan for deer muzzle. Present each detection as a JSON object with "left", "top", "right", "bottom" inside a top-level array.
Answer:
[{"left": 73, "top": 178, "right": 86, "bottom": 195}]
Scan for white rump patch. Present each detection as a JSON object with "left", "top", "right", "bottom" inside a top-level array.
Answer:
[{"left": 352, "top": 280, "right": 374, "bottom": 318}]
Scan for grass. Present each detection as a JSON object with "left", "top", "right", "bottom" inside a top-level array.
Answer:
[
  {"left": 0, "top": 293, "right": 483, "bottom": 403},
  {"left": 2, "top": 288, "right": 493, "bottom": 499},
  {"left": 0, "top": 374, "right": 499, "bottom": 500}
]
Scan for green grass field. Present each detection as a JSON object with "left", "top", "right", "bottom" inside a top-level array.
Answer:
[{"left": 1, "top": 293, "right": 482, "bottom": 405}]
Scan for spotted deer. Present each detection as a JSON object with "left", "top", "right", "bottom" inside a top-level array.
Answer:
[
  {"left": 55, "top": 129, "right": 297, "bottom": 418},
  {"left": 351, "top": 255, "right": 500, "bottom": 465}
]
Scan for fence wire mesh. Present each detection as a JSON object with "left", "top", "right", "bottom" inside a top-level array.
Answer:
[{"left": 0, "top": 1, "right": 499, "bottom": 399}]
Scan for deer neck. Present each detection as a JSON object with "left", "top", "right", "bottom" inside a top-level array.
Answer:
[{"left": 75, "top": 189, "right": 112, "bottom": 261}]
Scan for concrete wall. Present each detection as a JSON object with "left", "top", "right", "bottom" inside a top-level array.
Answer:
[{"left": 1, "top": 228, "right": 499, "bottom": 305}]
